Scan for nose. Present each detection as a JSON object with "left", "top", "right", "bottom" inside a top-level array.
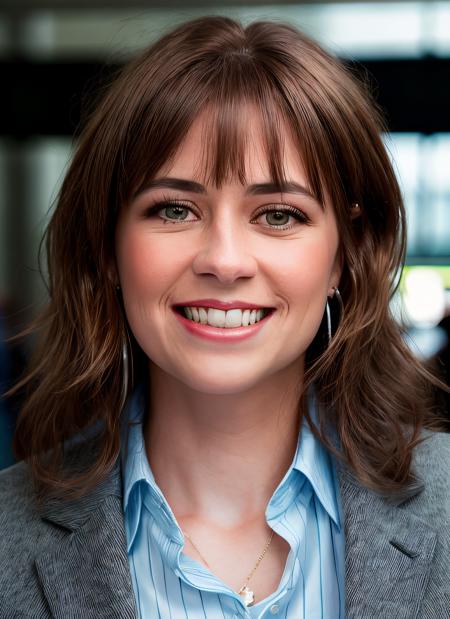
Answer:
[{"left": 192, "top": 217, "right": 257, "bottom": 284}]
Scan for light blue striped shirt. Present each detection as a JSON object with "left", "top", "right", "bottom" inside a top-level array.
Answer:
[{"left": 121, "top": 385, "right": 346, "bottom": 619}]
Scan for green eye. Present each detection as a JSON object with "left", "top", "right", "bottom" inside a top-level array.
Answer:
[
  {"left": 163, "top": 205, "right": 189, "bottom": 220},
  {"left": 254, "top": 205, "right": 310, "bottom": 230},
  {"left": 265, "top": 211, "right": 290, "bottom": 226},
  {"left": 143, "top": 200, "right": 196, "bottom": 224}
]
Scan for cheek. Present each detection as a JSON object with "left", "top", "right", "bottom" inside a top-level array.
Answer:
[
  {"left": 269, "top": 236, "right": 338, "bottom": 359},
  {"left": 115, "top": 228, "right": 184, "bottom": 298},
  {"left": 269, "top": 234, "right": 338, "bottom": 302},
  {"left": 115, "top": 228, "right": 178, "bottom": 359}
]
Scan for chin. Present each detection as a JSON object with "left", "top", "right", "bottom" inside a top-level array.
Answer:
[{"left": 176, "top": 370, "right": 267, "bottom": 396}]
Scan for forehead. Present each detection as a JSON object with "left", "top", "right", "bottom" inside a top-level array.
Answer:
[{"left": 156, "top": 106, "right": 311, "bottom": 190}]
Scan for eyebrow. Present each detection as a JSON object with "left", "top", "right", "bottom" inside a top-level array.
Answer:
[{"left": 140, "top": 177, "right": 320, "bottom": 204}]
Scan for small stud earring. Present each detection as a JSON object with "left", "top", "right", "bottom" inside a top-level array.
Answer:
[{"left": 350, "top": 202, "right": 361, "bottom": 221}]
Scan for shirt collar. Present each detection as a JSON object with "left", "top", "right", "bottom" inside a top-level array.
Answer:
[
  {"left": 121, "top": 384, "right": 187, "bottom": 555},
  {"left": 120, "top": 383, "right": 149, "bottom": 515},
  {"left": 121, "top": 384, "right": 341, "bottom": 552},
  {"left": 290, "top": 390, "right": 341, "bottom": 529}
]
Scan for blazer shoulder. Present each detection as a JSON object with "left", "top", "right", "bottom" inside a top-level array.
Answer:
[
  {"left": 0, "top": 462, "right": 52, "bottom": 608},
  {"left": 0, "top": 461, "right": 52, "bottom": 551},
  {"left": 0, "top": 460, "right": 38, "bottom": 523},
  {"left": 408, "top": 430, "right": 450, "bottom": 522},
  {"left": 413, "top": 430, "right": 450, "bottom": 485},
  {"left": 406, "top": 433, "right": 450, "bottom": 615}
]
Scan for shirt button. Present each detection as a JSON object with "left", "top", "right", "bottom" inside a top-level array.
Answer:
[{"left": 269, "top": 604, "right": 280, "bottom": 614}]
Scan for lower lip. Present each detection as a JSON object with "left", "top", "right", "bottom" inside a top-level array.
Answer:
[{"left": 173, "top": 308, "right": 275, "bottom": 342}]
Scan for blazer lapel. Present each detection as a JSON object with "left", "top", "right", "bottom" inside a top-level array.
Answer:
[
  {"left": 339, "top": 469, "right": 437, "bottom": 619},
  {"left": 34, "top": 455, "right": 137, "bottom": 619}
]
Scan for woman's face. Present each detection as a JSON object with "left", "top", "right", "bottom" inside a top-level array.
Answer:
[{"left": 115, "top": 110, "right": 342, "bottom": 394}]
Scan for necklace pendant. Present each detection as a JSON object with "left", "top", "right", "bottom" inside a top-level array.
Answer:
[{"left": 239, "top": 585, "right": 255, "bottom": 607}]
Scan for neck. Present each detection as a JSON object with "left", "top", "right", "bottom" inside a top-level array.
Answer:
[{"left": 144, "top": 360, "right": 304, "bottom": 530}]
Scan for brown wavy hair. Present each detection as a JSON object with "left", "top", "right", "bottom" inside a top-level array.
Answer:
[{"left": 9, "top": 15, "right": 446, "bottom": 502}]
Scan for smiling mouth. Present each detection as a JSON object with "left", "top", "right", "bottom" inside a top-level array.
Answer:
[{"left": 174, "top": 306, "right": 275, "bottom": 329}]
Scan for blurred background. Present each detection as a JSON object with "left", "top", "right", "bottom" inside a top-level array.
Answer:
[{"left": 1, "top": 0, "right": 449, "bottom": 468}]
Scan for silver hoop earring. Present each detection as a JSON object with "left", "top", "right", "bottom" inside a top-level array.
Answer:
[
  {"left": 326, "top": 298, "right": 332, "bottom": 345},
  {"left": 119, "top": 336, "right": 130, "bottom": 412},
  {"left": 326, "top": 287, "right": 344, "bottom": 346}
]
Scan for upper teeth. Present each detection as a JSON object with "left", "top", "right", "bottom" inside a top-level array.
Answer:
[{"left": 183, "top": 307, "right": 267, "bottom": 328}]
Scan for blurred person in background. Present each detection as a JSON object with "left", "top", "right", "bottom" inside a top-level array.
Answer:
[{"left": 1, "top": 16, "right": 449, "bottom": 619}]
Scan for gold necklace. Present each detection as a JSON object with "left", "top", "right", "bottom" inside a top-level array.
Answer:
[{"left": 182, "top": 528, "right": 275, "bottom": 607}]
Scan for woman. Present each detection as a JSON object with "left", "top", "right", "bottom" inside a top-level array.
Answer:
[{"left": 1, "top": 15, "right": 449, "bottom": 619}]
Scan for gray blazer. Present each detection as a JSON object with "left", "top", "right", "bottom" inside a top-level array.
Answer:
[{"left": 1, "top": 431, "right": 449, "bottom": 619}]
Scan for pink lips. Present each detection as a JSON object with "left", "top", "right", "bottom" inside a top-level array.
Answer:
[{"left": 173, "top": 306, "right": 275, "bottom": 342}]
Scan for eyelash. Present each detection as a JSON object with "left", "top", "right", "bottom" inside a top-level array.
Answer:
[{"left": 142, "top": 198, "right": 310, "bottom": 230}]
